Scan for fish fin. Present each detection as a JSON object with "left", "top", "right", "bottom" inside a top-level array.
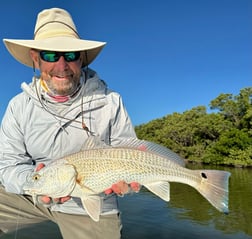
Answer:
[
  {"left": 81, "top": 136, "right": 108, "bottom": 150},
  {"left": 81, "top": 195, "right": 102, "bottom": 222},
  {"left": 144, "top": 181, "right": 170, "bottom": 201},
  {"left": 32, "top": 194, "right": 38, "bottom": 206},
  {"left": 115, "top": 138, "right": 185, "bottom": 167},
  {"left": 195, "top": 170, "right": 231, "bottom": 214},
  {"left": 70, "top": 184, "right": 102, "bottom": 221}
]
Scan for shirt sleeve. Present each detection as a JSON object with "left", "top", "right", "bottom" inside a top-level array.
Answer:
[
  {"left": 109, "top": 93, "right": 136, "bottom": 146},
  {"left": 0, "top": 98, "right": 35, "bottom": 194}
]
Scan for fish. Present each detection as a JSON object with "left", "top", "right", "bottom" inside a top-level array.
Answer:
[{"left": 23, "top": 136, "right": 231, "bottom": 222}]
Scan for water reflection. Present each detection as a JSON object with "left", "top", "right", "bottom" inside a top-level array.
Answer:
[{"left": 119, "top": 165, "right": 252, "bottom": 239}]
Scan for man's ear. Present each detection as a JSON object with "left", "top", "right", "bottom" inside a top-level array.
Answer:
[{"left": 30, "top": 49, "right": 40, "bottom": 69}]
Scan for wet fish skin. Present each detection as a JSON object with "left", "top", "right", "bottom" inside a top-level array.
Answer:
[{"left": 23, "top": 137, "right": 231, "bottom": 222}]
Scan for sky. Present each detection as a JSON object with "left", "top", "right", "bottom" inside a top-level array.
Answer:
[{"left": 0, "top": 0, "right": 251, "bottom": 126}]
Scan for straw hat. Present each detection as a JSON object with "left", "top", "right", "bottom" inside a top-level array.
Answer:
[{"left": 3, "top": 8, "right": 106, "bottom": 68}]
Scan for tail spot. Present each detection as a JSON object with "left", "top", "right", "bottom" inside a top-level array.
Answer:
[{"left": 201, "top": 172, "right": 207, "bottom": 179}]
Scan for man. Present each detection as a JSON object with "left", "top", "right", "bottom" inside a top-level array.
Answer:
[{"left": 0, "top": 8, "right": 137, "bottom": 238}]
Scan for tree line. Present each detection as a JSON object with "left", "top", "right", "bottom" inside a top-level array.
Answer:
[{"left": 135, "top": 87, "right": 252, "bottom": 167}]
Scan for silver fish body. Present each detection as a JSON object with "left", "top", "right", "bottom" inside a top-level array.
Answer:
[{"left": 24, "top": 137, "right": 231, "bottom": 221}]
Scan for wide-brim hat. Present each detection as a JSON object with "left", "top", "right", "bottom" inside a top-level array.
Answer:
[{"left": 3, "top": 8, "right": 106, "bottom": 68}]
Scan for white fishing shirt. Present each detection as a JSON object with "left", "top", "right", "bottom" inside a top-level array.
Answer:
[{"left": 0, "top": 69, "right": 136, "bottom": 215}]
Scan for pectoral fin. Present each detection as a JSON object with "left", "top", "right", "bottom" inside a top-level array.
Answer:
[
  {"left": 70, "top": 183, "right": 102, "bottom": 222},
  {"left": 144, "top": 181, "right": 170, "bottom": 201},
  {"left": 81, "top": 195, "right": 102, "bottom": 222}
]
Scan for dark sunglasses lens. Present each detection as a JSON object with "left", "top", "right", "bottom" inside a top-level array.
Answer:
[
  {"left": 40, "top": 51, "right": 58, "bottom": 62},
  {"left": 64, "top": 52, "right": 80, "bottom": 62}
]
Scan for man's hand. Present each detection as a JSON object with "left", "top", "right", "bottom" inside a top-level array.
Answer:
[
  {"left": 104, "top": 181, "right": 141, "bottom": 196},
  {"left": 104, "top": 143, "right": 146, "bottom": 196},
  {"left": 35, "top": 163, "right": 71, "bottom": 204}
]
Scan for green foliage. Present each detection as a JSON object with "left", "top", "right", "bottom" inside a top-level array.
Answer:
[
  {"left": 135, "top": 87, "right": 252, "bottom": 167},
  {"left": 203, "top": 129, "right": 252, "bottom": 166},
  {"left": 210, "top": 87, "right": 252, "bottom": 129}
]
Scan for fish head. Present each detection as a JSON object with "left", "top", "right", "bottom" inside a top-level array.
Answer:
[{"left": 23, "top": 163, "right": 77, "bottom": 199}]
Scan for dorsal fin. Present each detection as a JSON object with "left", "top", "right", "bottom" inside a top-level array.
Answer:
[
  {"left": 114, "top": 138, "right": 185, "bottom": 167},
  {"left": 81, "top": 136, "right": 108, "bottom": 150}
]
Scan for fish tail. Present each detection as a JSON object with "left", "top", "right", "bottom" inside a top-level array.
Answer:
[{"left": 195, "top": 170, "right": 231, "bottom": 214}]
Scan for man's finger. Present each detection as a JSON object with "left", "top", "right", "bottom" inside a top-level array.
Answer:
[
  {"left": 38, "top": 195, "right": 52, "bottom": 204},
  {"left": 59, "top": 196, "right": 71, "bottom": 203},
  {"left": 130, "top": 182, "right": 141, "bottom": 192},
  {"left": 104, "top": 188, "right": 113, "bottom": 195},
  {"left": 35, "top": 163, "right": 45, "bottom": 172},
  {"left": 104, "top": 181, "right": 141, "bottom": 195}
]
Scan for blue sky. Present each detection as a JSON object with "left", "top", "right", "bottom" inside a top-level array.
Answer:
[{"left": 0, "top": 0, "right": 251, "bottom": 125}]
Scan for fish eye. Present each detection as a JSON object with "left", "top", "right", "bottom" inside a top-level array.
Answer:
[{"left": 33, "top": 174, "right": 41, "bottom": 181}]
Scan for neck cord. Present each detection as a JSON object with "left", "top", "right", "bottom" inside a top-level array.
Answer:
[{"left": 33, "top": 68, "right": 92, "bottom": 136}]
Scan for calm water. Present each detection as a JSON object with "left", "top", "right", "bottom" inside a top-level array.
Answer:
[
  {"left": 3, "top": 166, "right": 252, "bottom": 239},
  {"left": 120, "top": 165, "right": 252, "bottom": 239}
]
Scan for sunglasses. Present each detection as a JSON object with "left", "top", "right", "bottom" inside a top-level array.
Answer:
[{"left": 39, "top": 51, "right": 81, "bottom": 63}]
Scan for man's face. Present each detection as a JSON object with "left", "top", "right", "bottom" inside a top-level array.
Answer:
[{"left": 30, "top": 50, "right": 83, "bottom": 96}]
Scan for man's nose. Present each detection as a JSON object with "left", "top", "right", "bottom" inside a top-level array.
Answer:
[{"left": 56, "top": 56, "right": 69, "bottom": 68}]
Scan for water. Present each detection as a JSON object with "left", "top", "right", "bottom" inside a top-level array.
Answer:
[{"left": 3, "top": 166, "right": 252, "bottom": 239}]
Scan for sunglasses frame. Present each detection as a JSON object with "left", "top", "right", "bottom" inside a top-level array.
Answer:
[{"left": 39, "top": 51, "right": 81, "bottom": 63}]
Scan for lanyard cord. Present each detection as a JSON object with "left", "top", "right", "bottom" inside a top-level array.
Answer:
[{"left": 33, "top": 67, "right": 92, "bottom": 136}]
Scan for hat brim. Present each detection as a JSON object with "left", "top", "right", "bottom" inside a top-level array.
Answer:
[{"left": 3, "top": 37, "right": 106, "bottom": 68}]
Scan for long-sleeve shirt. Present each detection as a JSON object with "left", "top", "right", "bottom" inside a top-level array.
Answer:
[{"left": 0, "top": 69, "right": 136, "bottom": 215}]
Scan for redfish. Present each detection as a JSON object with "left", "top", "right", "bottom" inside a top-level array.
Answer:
[{"left": 23, "top": 136, "right": 230, "bottom": 221}]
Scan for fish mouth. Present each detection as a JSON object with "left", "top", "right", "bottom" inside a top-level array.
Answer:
[{"left": 23, "top": 185, "right": 42, "bottom": 195}]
